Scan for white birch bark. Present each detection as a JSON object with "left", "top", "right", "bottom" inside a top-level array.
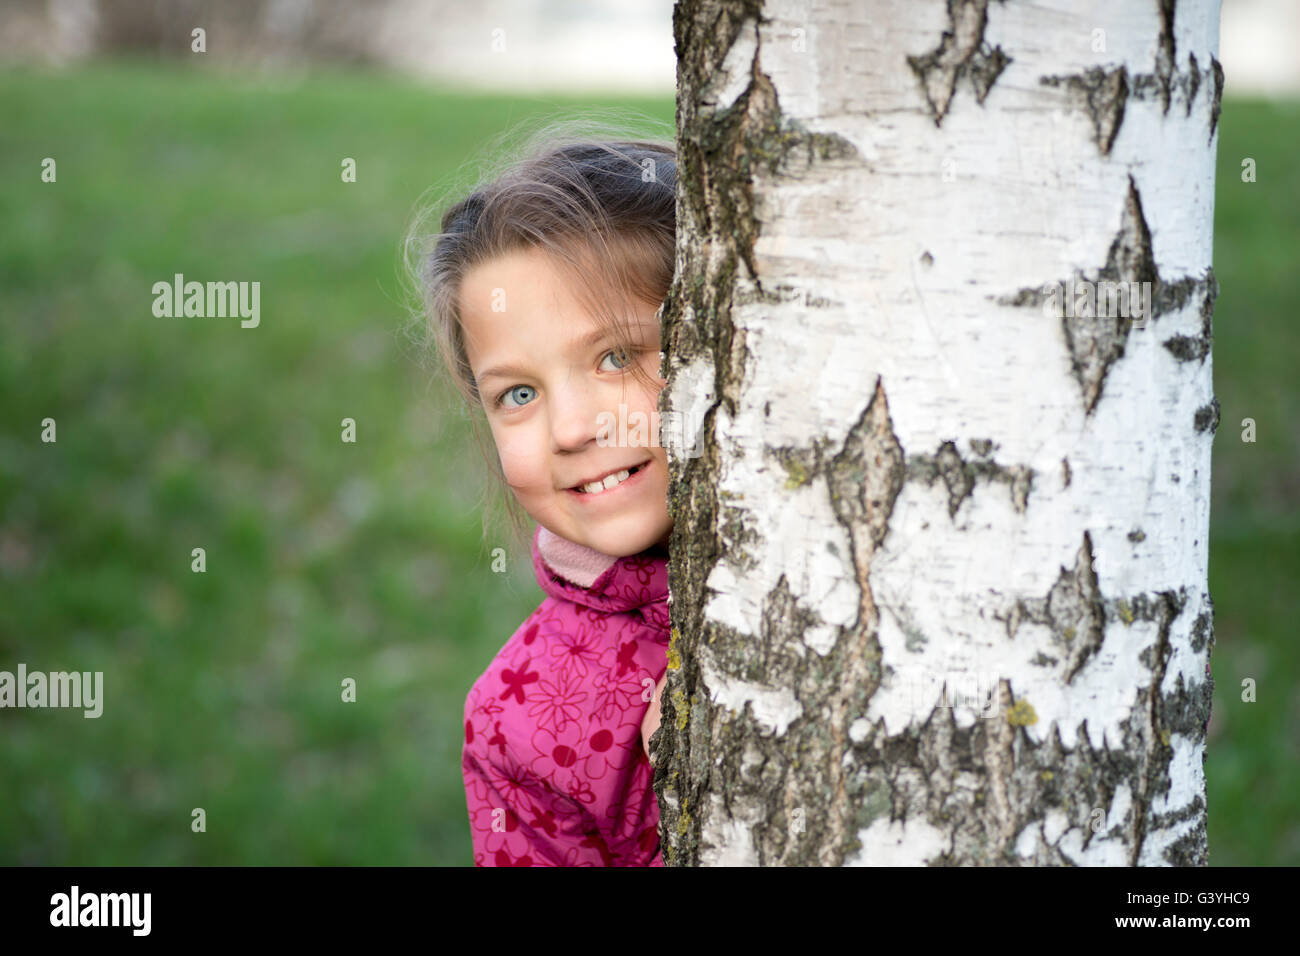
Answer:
[{"left": 655, "top": 0, "right": 1221, "bottom": 866}]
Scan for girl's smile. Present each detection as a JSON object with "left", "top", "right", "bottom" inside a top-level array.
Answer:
[
  {"left": 458, "top": 245, "right": 673, "bottom": 558},
  {"left": 564, "top": 458, "right": 653, "bottom": 501}
]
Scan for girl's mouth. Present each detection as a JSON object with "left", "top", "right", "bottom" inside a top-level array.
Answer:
[{"left": 565, "top": 460, "right": 651, "bottom": 501}]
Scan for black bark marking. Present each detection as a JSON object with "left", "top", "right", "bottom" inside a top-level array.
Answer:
[
  {"left": 1040, "top": 67, "right": 1128, "bottom": 155},
  {"left": 1048, "top": 585, "right": 1204, "bottom": 865},
  {"left": 854, "top": 581, "right": 1207, "bottom": 864},
  {"left": 827, "top": 378, "right": 906, "bottom": 555},
  {"left": 1130, "top": 587, "right": 1209, "bottom": 866},
  {"left": 998, "top": 179, "right": 1215, "bottom": 415},
  {"left": 906, "top": 440, "right": 1033, "bottom": 517},
  {"left": 1155, "top": 0, "right": 1177, "bottom": 115},
  {"left": 1127, "top": 528, "right": 1147, "bottom": 543},
  {"left": 735, "top": 282, "right": 845, "bottom": 310},
  {"left": 1128, "top": 588, "right": 1188, "bottom": 866},
  {"left": 935, "top": 442, "right": 974, "bottom": 517},
  {"left": 1190, "top": 606, "right": 1214, "bottom": 654},
  {"left": 1209, "top": 55, "right": 1224, "bottom": 141},
  {"left": 822, "top": 377, "right": 904, "bottom": 861},
  {"left": 1014, "top": 533, "right": 1106, "bottom": 685},
  {"left": 710, "top": 380, "right": 907, "bottom": 866},
  {"left": 1194, "top": 398, "right": 1220, "bottom": 434},
  {"left": 1129, "top": 61, "right": 1214, "bottom": 113},
  {"left": 1066, "top": 177, "right": 1155, "bottom": 414},
  {"left": 723, "top": 64, "right": 859, "bottom": 302},
  {"left": 907, "top": 0, "right": 1011, "bottom": 126},
  {"left": 1043, "top": 15, "right": 1220, "bottom": 149},
  {"left": 1162, "top": 269, "right": 1216, "bottom": 363}
]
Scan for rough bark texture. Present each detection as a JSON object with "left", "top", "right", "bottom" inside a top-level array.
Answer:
[{"left": 655, "top": 0, "right": 1220, "bottom": 866}]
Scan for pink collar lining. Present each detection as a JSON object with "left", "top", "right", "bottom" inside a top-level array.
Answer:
[{"left": 534, "top": 525, "right": 618, "bottom": 588}]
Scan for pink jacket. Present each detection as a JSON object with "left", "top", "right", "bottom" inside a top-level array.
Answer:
[{"left": 461, "top": 525, "right": 670, "bottom": 866}]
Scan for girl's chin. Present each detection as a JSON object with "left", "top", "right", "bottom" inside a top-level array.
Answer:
[{"left": 564, "top": 524, "right": 667, "bottom": 556}]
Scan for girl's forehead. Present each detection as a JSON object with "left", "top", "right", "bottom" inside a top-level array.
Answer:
[
  {"left": 461, "top": 252, "right": 652, "bottom": 335},
  {"left": 460, "top": 250, "right": 593, "bottom": 323}
]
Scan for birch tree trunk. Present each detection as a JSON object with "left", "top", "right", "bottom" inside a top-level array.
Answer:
[{"left": 654, "top": 0, "right": 1221, "bottom": 866}]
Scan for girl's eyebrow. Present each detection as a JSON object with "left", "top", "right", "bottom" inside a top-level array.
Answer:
[{"left": 475, "top": 322, "right": 656, "bottom": 386}]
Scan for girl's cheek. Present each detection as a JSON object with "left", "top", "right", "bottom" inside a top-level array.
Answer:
[
  {"left": 492, "top": 423, "right": 526, "bottom": 461},
  {"left": 495, "top": 432, "right": 545, "bottom": 487}
]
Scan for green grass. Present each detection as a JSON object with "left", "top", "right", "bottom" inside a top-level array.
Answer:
[
  {"left": 1205, "top": 96, "right": 1300, "bottom": 866},
  {"left": 0, "top": 60, "right": 1294, "bottom": 865},
  {"left": 0, "top": 58, "right": 674, "bottom": 865}
]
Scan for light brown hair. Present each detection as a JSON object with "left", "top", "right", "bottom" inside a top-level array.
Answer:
[{"left": 400, "top": 113, "right": 677, "bottom": 555}]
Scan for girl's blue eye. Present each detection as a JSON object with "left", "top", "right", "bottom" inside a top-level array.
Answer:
[
  {"left": 497, "top": 384, "right": 537, "bottom": 409},
  {"left": 601, "top": 348, "right": 634, "bottom": 371},
  {"left": 494, "top": 349, "right": 635, "bottom": 410}
]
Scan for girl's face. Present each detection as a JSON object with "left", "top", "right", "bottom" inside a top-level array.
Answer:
[{"left": 459, "top": 246, "right": 673, "bottom": 558}]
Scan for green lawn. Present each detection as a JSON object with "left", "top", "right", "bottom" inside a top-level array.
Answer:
[
  {"left": 1203, "top": 97, "right": 1300, "bottom": 866},
  {"left": 0, "top": 58, "right": 673, "bottom": 865},
  {"left": 0, "top": 60, "right": 1294, "bottom": 865}
]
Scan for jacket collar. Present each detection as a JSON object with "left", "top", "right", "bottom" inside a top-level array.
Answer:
[{"left": 532, "top": 525, "right": 670, "bottom": 631}]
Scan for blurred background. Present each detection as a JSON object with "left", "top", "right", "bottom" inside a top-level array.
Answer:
[{"left": 0, "top": 0, "right": 1295, "bottom": 865}]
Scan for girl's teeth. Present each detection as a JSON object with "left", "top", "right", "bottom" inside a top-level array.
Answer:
[{"left": 581, "top": 469, "right": 631, "bottom": 494}]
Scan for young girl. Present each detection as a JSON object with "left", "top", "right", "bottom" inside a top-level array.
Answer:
[{"left": 405, "top": 121, "right": 677, "bottom": 865}]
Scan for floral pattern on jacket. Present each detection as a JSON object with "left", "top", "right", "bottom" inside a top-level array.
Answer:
[{"left": 462, "top": 526, "right": 670, "bottom": 866}]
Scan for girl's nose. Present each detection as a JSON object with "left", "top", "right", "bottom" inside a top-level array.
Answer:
[{"left": 549, "top": 379, "right": 607, "bottom": 453}]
